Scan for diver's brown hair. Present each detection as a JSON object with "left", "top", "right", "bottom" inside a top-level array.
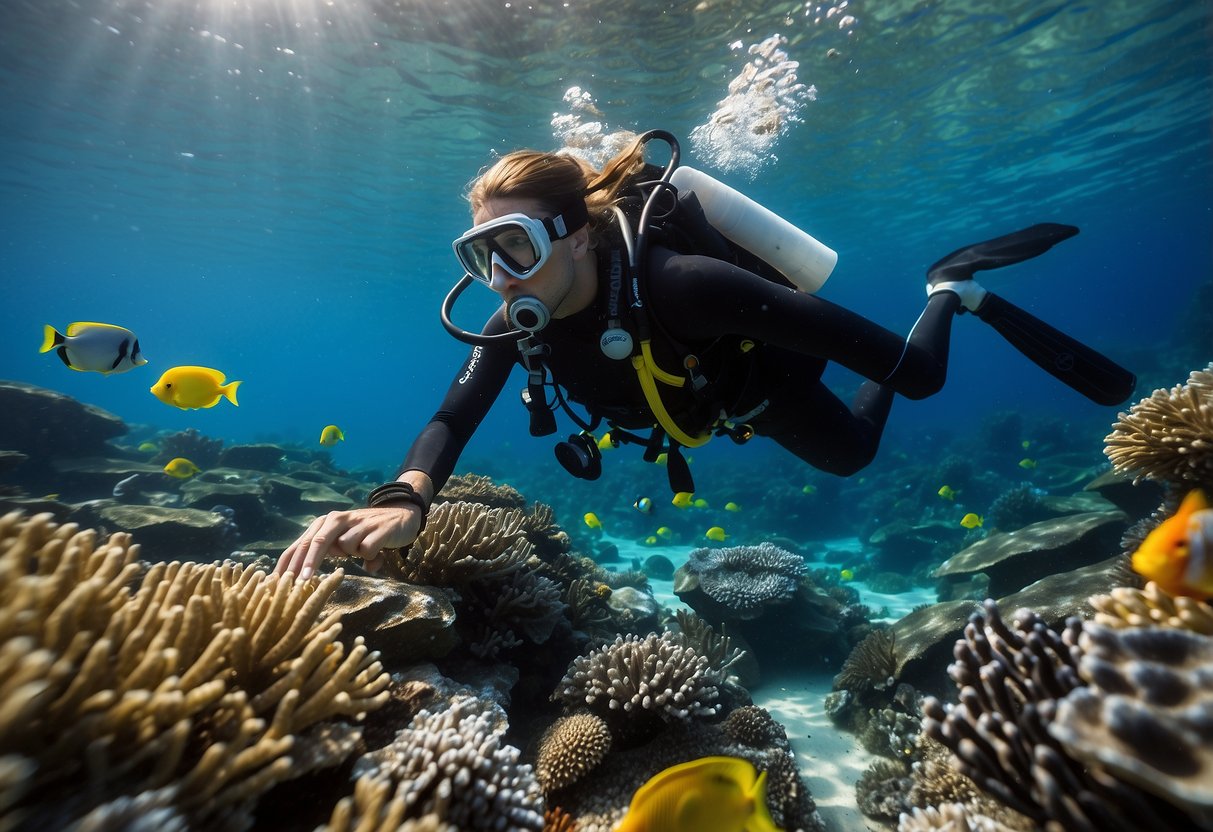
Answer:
[{"left": 466, "top": 134, "right": 649, "bottom": 244}]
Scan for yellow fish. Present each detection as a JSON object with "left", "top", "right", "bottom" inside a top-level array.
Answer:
[
  {"left": 615, "top": 755, "right": 782, "bottom": 832},
  {"left": 584, "top": 512, "right": 602, "bottom": 530},
  {"left": 598, "top": 432, "right": 614, "bottom": 451},
  {"left": 137, "top": 442, "right": 158, "bottom": 453},
  {"left": 801, "top": 484, "right": 816, "bottom": 495},
  {"left": 672, "top": 491, "right": 694, "bottom": 509},
  {"left": 1021, "top": 440, "right": 1031, "bottom": 449},
  {"left": 840, "top": 568, "right": 854, "bottom": 581},
  {"left": 644, "top": 535, "right": 659, "bottom": 546},
  {"left": 1131, "top": 489, "right": 1213, "bottom": 599},
  {"left": 705, "top": 526, "right": 728, "bottom": 541},
  {"left": 960, "top": 513, "right": 984, "bottom": 529},
  {"left": 724, "top": 501, "right": 742, "bottom": 512},
  {"left": 654, "top": 452, "right": 668, "bottom": 466},
  {"left": 150, "top": 366, "right": 241, "bottom": 410},
  {"left": 656, "top": 526, "right": 673, "bottom": 539},
  {"left": 319, "top": 424, "right": 345, "bottom": 446},
  {"left": 40, "top": 321, "right": 147, "bottom": 375},
  {"left": 937, "top": 485, "right": 957, "bottom": 501},
  {"left": 693, "top": 498, "right": 709, "bottom": 509},
  {"left": 1018, "top": 458, "right": 1037, "bottom": 470},
  {"left": 163, "top": 457, "right": 201, "bottom": 479}
]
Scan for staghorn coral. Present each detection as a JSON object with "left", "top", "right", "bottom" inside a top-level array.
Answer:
[
  {"left": 535, "top": 713, "right": 612, "bottom": 795},
  {"left": 552, "top": 631, "right": 725, "bottom": 734},
  {"left": 921, "top": 599, "right": 1202, "bottom": 831},
  {"left": 391, "top": 500, "right": 534, "bottom": 587},
  {"left": 1104, "top": 363, "right": 1213, "bottom": 487},
  {"left": 322, "top": 775, "right": 458, "bottom": 832},
  {"left": 347, "top": 696, "right": 544, "bottom": 832},
  {"left": 0, "top": 511, "right": 390, "bottom": 831},
  {"left": 833, "top": 627, "right": 897, "bottom": 694},
  {"left": 1049, "top": 623, "right": 1213, "bottom": 822},
  {"left": 684, "top": 542, "right": 805, "bottom": 616}
]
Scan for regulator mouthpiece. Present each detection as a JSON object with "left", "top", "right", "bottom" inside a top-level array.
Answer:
[{"left": 508, "top": 296, "right": 551, "bottom": 333}]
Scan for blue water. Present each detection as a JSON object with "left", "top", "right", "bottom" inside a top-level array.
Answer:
[{"left": 2, "top": 0, "right": 1209, "bottom": 515}]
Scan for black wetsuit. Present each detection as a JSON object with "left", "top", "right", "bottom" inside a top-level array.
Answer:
[{"left": 401, "top": 245, "right": 960, "bottom": 491}]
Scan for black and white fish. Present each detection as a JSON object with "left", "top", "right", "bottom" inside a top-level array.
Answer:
[{"left": 40, "top": 321, "right": 148, "bottom": 375}]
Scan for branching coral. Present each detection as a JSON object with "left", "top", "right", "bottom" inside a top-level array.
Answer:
[
  {"left": 720, "top": 705, "right": 786, "bottom": 748},
  {"left": 392, "top": 500, "right": 534, "bottom": 586},
  {"left": 898, "top": 802, "right": 1021, "bottom": 832},
  {"left": 1104, "top": 362, "right": 1213, "bottom": 487},
  {"left": 345, "top": 696, "right": 544, "bottom": 831},
  {"left": 1090, "top": 581, "right": 1213, "bottom": 635},
  {"left": 0, "top": 511, "right": 390, "bottom": 830},
  {"left": 684, "top": 542, "right": 805, "bottom": 616},
  {"left": 463, "top": 569, "right": 568, "bottom": 658},
  {"left": 921, "top": 599, "right": 1205, "bottom": 831},
  {"left": 552, "top": 632, "right": 725, "bottom": 734},
  {"left": 535, "top": 713, "right": 612, "bottom": 795},
  {"left": 434, "top": 473, "right": 528, "bottom": 511},
  {"left": 674, "top": 609, "right": 746, "bottom": 678}
]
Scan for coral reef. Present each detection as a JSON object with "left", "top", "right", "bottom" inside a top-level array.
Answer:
[
  {"left": 1104, "top": 362, "right": 1213, "bottom": 488},
  {"left": 434, "top": 473, "right": 528, "bottom": 511},
  {"left": 342, "top": 696, "right": 544, "bottom": 832},
  {"left": 920, "top": 598, "right": 1208, "bottom": 831},
  {"left": 535, "top": 713, "right": 612, "bottom": 795},
  {"left": 833, "top": 627, "right": 897, "bottom": 694},
  {"left": 0, "top": 511, "right": 390, "bottom": 830},
  {"left": 391, "top": 500, "right": 533, "bottom": 586},
  {"left": 552, "top": 631, "right": 726, "bottom": 739},
  {"left": 720, "top": 704, "right": 787, "bottom": 748},
  {"left": 1090, "top": 581, "right": 1213, "bottom": 634},
  {"left": 676, "top": 541, "right": 805, "bottom": 619}
]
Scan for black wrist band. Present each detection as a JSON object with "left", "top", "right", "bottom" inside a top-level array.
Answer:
[{"left": 367, "top": 481, "right": 428, "bottom": 534}]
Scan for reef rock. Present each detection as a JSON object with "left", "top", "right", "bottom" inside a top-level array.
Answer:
[
  {"left": 933, "top": 510, "right": 1128, "bottom": 597},
  {"left": 325, "top": 575, "right": 459, "bottom": 665},
  {"left": 217, "top": 443, "right": 288, "bottom": 471},
  {"left": 0, "top": 380, "right": 127, "bottom": 458},
  {"left": 70, "top": 501, "right": 231, "bottom": 562}
]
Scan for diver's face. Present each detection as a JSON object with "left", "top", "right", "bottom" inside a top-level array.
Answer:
[{"left": 474, "top": 197, "right": 578, "bottom": 310}]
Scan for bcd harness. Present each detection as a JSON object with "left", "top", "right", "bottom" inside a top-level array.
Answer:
[{"left": 518, "top": 131, "right": 776, "bottom": 494}]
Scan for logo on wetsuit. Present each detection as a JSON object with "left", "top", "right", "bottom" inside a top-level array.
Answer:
[{"left": 459, "top": 346, "right": 483, "bottom": 384}]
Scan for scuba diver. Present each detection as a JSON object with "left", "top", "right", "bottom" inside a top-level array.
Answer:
[{"left": 275, "top": 130, "right": 1135, "bottom": 580}]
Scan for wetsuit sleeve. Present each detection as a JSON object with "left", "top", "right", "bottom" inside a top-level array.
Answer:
[
  {"left": 398, "top": 310, "right": 517, "bottom": 491},
  {"left": 646, "top": 249, "right": 947, "bottom": 399}
]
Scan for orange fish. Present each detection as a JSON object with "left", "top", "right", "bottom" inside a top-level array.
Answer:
[{"left": 1130, "top": 489, "right": 1213, "bottom": 599}]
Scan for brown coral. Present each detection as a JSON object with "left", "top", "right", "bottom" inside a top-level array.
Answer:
[
  {"left": 1090, "top": 581, "right": 1213, "bottom": 634},
  {"left": 834, "top": 627, "right": 897, "bottom": 693},
  {"left": 0, "top": 511, "right": 390, "bottom": 830},
  {"left": 721, "top": 705, "right": 786, "bottom": 748},
  {"left": 434, "top": 473, "right": 528, "bottom": 510},
  {"left": 1104, "top": 363, "right": 1213, "bottom": 486},
  {"left": 392, "top": 500, "right": 534, "bottom": 586},
  {"left": 535, "top": 713, "right": 612, "bottom": 794}
]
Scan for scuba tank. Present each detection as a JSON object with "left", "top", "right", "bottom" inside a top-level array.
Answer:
[{"left": 669, "top": 165, "right": 837, "bottom": 293}]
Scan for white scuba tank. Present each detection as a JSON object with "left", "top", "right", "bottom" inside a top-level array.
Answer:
[{"left": 669, "top": 165, "right": 837, "bottom": 293}]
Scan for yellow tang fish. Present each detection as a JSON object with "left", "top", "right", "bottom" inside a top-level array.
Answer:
[
  {"left": 960, "top": 513, "right": 984, "bottom": 529},
  {"left": 937, "top": 485, "right": 957, "bottom": 501},
  {"left": 644, "top": 535, "right": 659, "bottom": 546},
  {"left": 672, "top": 491, "right": 694, "bottom": 509},
  {"left": 693, "top": 498, "right": 709, "bottom": 508},
  {"left": 725, "top": 501, "right": 742, "bottom": 512},
  {"left": 656, "top": 526, "right": 673, "bottom": 539},
  {"left": 840, "top": 568, "right": 854, "bottom": 581},
  {"left": 1018, "top": 458, "right": 1037, "bottom": 470},
  {"left": 319, "top": 424, "right": 345, "bottom": 446},
  {"left": 654, "top": 452, "right": 668, "bottom": 466},
  {"left": 614, "top": 755, "right": 783, "bottom": 832},
  {"left": 583, "top": 512, "right": 602, "bottom": 530},
  {"left": 40, "top": 321, "right": 148, "bottom": 375},
  {"left": 150, "top": 366, "right": 241, "bottom": 410},
  {"left": 801, "top": 484, "right": 816, "bottom": 495},
  {"left": 137, "top": 442, "right": 158, "bottom": 453},
  {"left": 163, "top": 457, "right": 201, "bottom": 479},
  {"left": 705, "top": 526, "right": 728, "bottom": 541},
  {"left": 598, "top": 432, "right": 615, "bottom": 451},
  {"left": 1131, "top": 489, "right": 1213, "bottom": 599}
]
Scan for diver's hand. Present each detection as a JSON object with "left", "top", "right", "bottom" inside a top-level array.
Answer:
[{"left": 273, "top": 505, "right": 423, "bottom": 581}]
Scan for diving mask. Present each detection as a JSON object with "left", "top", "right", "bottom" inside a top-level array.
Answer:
[{"left": 452, "top": 202, "right": 589, "bottom": 284}]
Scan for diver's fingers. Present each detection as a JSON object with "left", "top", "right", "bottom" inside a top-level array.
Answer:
[
  {"left": 298, "top": 513, "right": 351, "bottom": 581},
  {"left": 274, "top": 515, "right": 325, "bottom": 577},
  {"left": 363, "top": 552, "right": 385, "bottom": 574}
]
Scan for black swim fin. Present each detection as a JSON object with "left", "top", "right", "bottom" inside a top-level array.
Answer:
[
  {"left": 974, "top": 291, "right": 1137, "bottom": 406},
  {"left": 928, "top": 222, "right": 1079, "bottom": 285}
]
